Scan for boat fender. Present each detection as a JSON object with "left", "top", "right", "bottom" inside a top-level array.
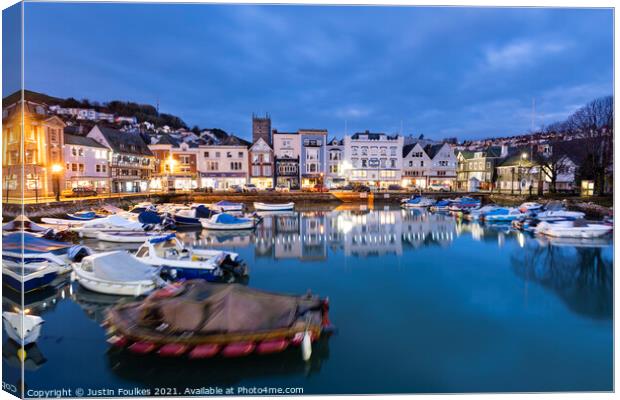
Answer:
[
  {"left": 257, "top": 339, "right": 289, "bottom": 354},
  {"left": 188, "top": 344, "right": 220, "bottom": 359},
  {"left": 222, "top": 342, "right": 255, "bottom": 358},
  {"left": 158, "top": 343, "right": 188, "bottom": 357},
  {"left": 128, "top": 341, "right": 157, "bottom": 354},
  {"left": 301, "top": 330, "right": 312, "bottom": 361}
]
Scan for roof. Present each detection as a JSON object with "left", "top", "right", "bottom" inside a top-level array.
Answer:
[
  {"left": 219, "top": 134, "right": 251, "bottom": 147},
  {"left": 64, "top": 133, "right": 108, "bottom": 149},
  {"left": 402, "top": 144, "right": 416, "bottom": 157},
  {"left": 95, "top": 125, "right": 154, "bottom": 156},
  {"left": 497, "top": 148, "right": 542, "bottom": 167},
  {"left": 155, "top": 134, "right": 181, "bottom": 146},
  {"left": 423, "top": 144, "right": 444, "bottom": 159},
  {"left": 351, "top": 131, "right": 398, "bottom": 140}
]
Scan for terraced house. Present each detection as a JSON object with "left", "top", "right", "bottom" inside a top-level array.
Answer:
[
  {"left": 299, "top": 129, "right": 328, "bottom": 188},
  {"left": 197, "top": 135, "right": 250, "bottom": 189},
  {"left": 63, "top": 133, "right": 110, "bottom": 193},
  {"left": 343, "top": 131, "right": 403, "bottom": 189},
  {"left": 149, "top": 135, "right": 199, "bottom": 191},
  {"left": 2, "top": 99, "right": 66, "bottom": 201},
  {"left": 87, "top": 125, "right": 155, "bottom": 193},
  {"left": 456, "top": 146, "right": 507, "bottom": 191}
]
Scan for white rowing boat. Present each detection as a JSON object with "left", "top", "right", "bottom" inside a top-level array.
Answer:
[{"left": 253, "top": 202, "right": 295, "bottom": 211}]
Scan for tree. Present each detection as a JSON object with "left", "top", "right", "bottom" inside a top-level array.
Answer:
[
  {"left": 539, "top": 151, "right": 571, "bottom": 193},
  {"left": 566, "top": 96, "right": 613, "bottom": 133}
]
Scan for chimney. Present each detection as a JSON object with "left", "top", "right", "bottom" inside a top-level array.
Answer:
[{"left": 500, "top": 144, "right": 508, "bottom": 158}]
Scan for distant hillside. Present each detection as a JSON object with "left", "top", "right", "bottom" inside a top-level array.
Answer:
[{"left": 2, "top": 89, "right": 189, "bottom": 130}]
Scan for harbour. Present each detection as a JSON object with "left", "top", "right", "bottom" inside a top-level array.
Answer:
[{"left": 2, "top": 202, "right": 613, "bottom": 394}]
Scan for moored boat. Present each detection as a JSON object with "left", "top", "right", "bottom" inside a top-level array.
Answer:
[
  {"left": 66, "top": 211, "right": 100, "bottom": 221},
  {"left": 448, "top": 197, "right": 481, "bottom": 211},
  {"left": 70, "top": 215, "right": 146, "bottom": 238},
  {"left": 462, "top": 205, "right": 498, "bottom": 221},
  {"left": 253, "top": 202, "right": 295, "bottom": 211},
  {"left": 518, "top": 202, "right": 543, "bottom": 213},
  {"left": 96, "top": 231, "right": 172, "bottom": 243},
  {"left": 171, "top": 205, "right": 214, "bottom": 227},
  {"left": 2, "top": 312, "right": 45, "bottom": 345},
  {"left": 73, "top": 251, "right": 164, "bottom": 296},
  {"left": 534, "top": 220, "right": 612, "bottom": 238},
  {"left": 483, "top": 207, "right": 524, "bottom": 223},
  {"left": 134, "top": 234, "right": 248, "bottom": 282},
  {"left": 429, "top": 199, "right": 453, "bottom": 212},
  {"left": 212, "top": 200, "right": 244, "bottom": 212},
  {"left": 103, "top": 280, "right": 331, "bottom": 359},
  {"left": 201, "top": 213, "right": 258, "bottom": 230},
  {"left": 2, "top": 215, "right": 49, "bottom": 234},
  {"left": 400, "top": 196, "right": 435, "bottom": 208}
]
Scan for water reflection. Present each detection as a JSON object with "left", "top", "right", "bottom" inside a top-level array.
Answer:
[{"left": 511, "top": 239, "right": 613, "bottom": 320}]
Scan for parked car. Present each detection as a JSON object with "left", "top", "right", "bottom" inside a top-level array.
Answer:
[
  {"left": 313, "top": 184, "right": 329, "bottom": 193},
  {"left": 70, "top": 187, "right": 98, "bottom": 197},
  {"left": 387, "top": 184, "right": 404, "bottom": 191},
  {"left": 275, "top": 184, "right": 290, "bottom": 192},
  {"left": 227, "top": 185, "right": 243, "bottom": 193},
  {"left": 242, "top": 183, "right": 258, "bottom": 192},
  {"left": 339, "top": 184, "right": 354, "bottom": 191},
  {"left": 429, "top": 183, "right": 450, "bottom": 192},
  {"left": 353, "top": 185, "right": 371, "bottom": 192}
]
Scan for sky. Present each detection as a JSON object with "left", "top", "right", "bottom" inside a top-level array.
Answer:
[{"left": 4, "top": 3, "right": 614, "bottom": 141}]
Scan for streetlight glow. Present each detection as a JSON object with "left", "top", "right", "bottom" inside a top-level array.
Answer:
[{"left": 51, "top": 164, "right": 63, "bottom": 173}]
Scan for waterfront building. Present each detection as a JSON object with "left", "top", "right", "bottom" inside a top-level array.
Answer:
[
  {"left": 343, "top": 131, "right": 404, "bottom": 189},
  {"left": 149, "top": 136, "right": 199, "bottom": 191},
  {"left": 87, "top": 125, "right": 155, "bottom": 193},
  {"left": 197, "top": 135, "right": 250, "bottom": 189},
  {"left": 272, "top": 130, "right": 301, "bottom": 189},
  {"left": 495, "top": 150, "right": 545, "bottom": 194},
  {"left": 299, "top": 129, "right": 328, "bottom": 188},
  {"left": 248, "top": 137, "right": 274, "bottom": 189},
  {"left": 326, "top": 138, "right": 346, "bottom": 188},
  {"left": 423, "top": 143, "right": 458, "bottom": 189},
  {"left": 252, "top": 113, "right": 272, "bottom": 145},
  {"left": 2, "top": 100, "right": 66, "bottom": 200},
  {"left": 456, "top": 146, "right": 506, "bottom": 191},
  {"left": 63, "top": 133, "right": 111, "bottom": 193},
  {"left": 401, "top": 142, "right": 431, "bottom": 189}
]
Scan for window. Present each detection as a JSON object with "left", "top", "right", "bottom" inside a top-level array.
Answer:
[
  {"left": 207, "top": 161, "right": 218, "bottom": 171},
  {"left": 409, "top": 161, "right": 413, "bottom": 167},
  {"left": 439, "top": 160, "right": 448, "bottom": 167},
  {"left": 420, "top": 161, "right": 424, "bottom": 167},
  {"left": 215, "top": 152, "right": 220, "bottom": 158},
  {"left": 66, "top": 163, "right": 70, "bottom": 170},
  {"left": 72, "top": 147, "right": 77, "bottom": 156},
  {"left": 96, "top": 165, "right": 101, "bottom": 172},
  {"left": 264, "top": 166, "right": 271, "bottom": 176},
  {"left": 361, "top": 159, "right": 367, "bottom": 168},
  {"left": 390, "top": 147, "right": 397, "bottom": 156},
  {"left": 204, "top": 151, "right": 210, "bottom": 158},
  {"left": 78, "top": 148, "right": 84, "bottom": 157},
  {"left": 352, "top": 146, "right": 359, "bottom": 156},
  {"left": 79, "top": 164, "right": 85, "bottom": 172},
  {"left": 102, "top": 165, "right": 107, "bottom": 172},
  {"left": 230, "top": 162, "right": 242, "bottom": 170},
  {"left": 72, "top": 163, "right": 78, "bottom": 172},
  {"left": 180, "top": 155, "right": 190, "bottom": 165},
  {"left": 361, "top": 146, "right": 368, "bottom": 156},
  {"left": 238, "top": 152, "right": 243, "bottom": 158},
  {"left": 390, "top": 159, "right": 396, "bottom": 168}
]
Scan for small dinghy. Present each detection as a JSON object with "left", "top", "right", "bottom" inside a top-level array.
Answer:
[
  {"left": 429, "top": 199, "right": 452, "bottom": 212},
  {"left": 96, "top": 231, "right": 172, "bottom": 243},
  {"left": 73, "top": 251, "right": 164, "bottom": 296},
  {"left": 2, "top": 312, "right": 44, "bottom": 345},
  {"left": 40, "top": 217, "right": 87, "bottom": 227},
  {"left": 134, "top": 234, "right": 248, "bottom": 282},
  {"left": 401, "top": 196, "right": 435, "bottom": 208},
  {"left": 448, "top": 197, "right": 481, "bottom": 211},
  {"left": 2, "top": 232, "right": 90, "bottom": 292},
  {"left": 201, "top": 213, "right": 258, "bottom": 230},
  {"left": 70, "top": 215, "right": 146, "bottom": 238},
  {"left": 534, "top": 201, "right": 585, "bottom": 221},
  {"left": 103, "top": 280, "right": 332, "bottom": 359},
  {"left": 535, "top": 219, "right": 612, "bottom": 238},
  {"left": 212, "top": 200, "right": 244, "bottom": 212},
  {"left": 66, "top": 211, "right": 99, "bottom": 221},
  {"left": 253, "top": 202, "right": 295, "bottom": 211},
  {"left": 483, "top": 207, "right": 524, "bottom": 223},
  {"left": 2, "top": 215, "right": 48, "bottom": 234},
  {"left": 462, "top": 205, "right": 498, "bottom": 221}
]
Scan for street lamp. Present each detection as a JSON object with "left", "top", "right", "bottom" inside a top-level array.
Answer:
[{"left": 51, "top": 163, "right": 63, "bottom": 202}]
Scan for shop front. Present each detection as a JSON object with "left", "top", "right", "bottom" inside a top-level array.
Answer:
[
  {"left": 200, "top": 172, "right": 247, "bottom": 190},
  {"left": 250, "top": 177, "right": 274, "bottom": 189}
]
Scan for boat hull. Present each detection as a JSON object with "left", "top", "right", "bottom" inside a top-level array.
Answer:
[
  {"left": 253, "top": 202, "right": 294, "bottom": 211},
  {"left": 2, "top": 268, "right": 58, "bottom": 293},
  {"left": 201, "top": 220, "right": 256, "bottom": 230}
]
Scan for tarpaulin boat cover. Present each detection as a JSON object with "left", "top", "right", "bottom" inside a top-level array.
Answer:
[
  {"left": 213, "top": 213, "right": 250, "bottom": 225},
  {"left": 138, "top": 211, "right": 162, "bottom": 225},
  {"left": 136, "top": 281, "right": 322, "bottom": 334},
  {"left": 215, "top": 201, "right": 240, "bottom": 207},
  {"left": 195, "top": 205, "right": 214, "bottom": 219},
  {"left": 2, "top": 232, "right": 72, "bottom": 254},
  {"left": 82, "top": 215, "right": 143, "bottom": 229},
  {"left": 91, "top": 252, "right": 158, "bottom": 282},
  {"left": 2, "top": 216, "right": 48, "bottom": 232}
]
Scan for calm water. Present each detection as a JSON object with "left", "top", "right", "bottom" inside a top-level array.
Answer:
[{"left": 3, "top": 206, "right": 613, "bottom": 395}]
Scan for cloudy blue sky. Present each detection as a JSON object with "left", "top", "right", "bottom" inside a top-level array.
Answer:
[{"left": 5, "top": 4, "right": 614, "bottom": 140}]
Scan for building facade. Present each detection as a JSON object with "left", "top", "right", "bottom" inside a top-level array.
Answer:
[
  {"left": 456, "top": 146, "right": 506, "bottom": 191},
  {"left": 87, "top": 125, "right": 155, "bottom": 193},
  {"left": 326, "top": 138, "right": 346, "bottom": 188},
  {"left": 197, "top": 135, "right": 250, "bottom": 189},
  {"left": 401, "top": 143, "right": 431, "bottom": 189},
  {"left": 299, "top": 129, "right": 327, "bottom": 188},
  {"left": 2, "top": 100, "right": 66, "bottom": 200},
  {"left": 248, "top": 137, "right": 274, "bottom": 189},
  {"left": 63, "top": 133, "right": 110, "bottom": 193},
  {"left": 272, "top": 130, "right": 301, "bottom": 189},
  {"left": 424, "top": 143, "right": 458, "bottom": 189},
  {"left": 149, "top": 138, "right": 199, "bottom": 191},
  {"left": 343, "top": 131, "right": 403, "bottom": 188}
]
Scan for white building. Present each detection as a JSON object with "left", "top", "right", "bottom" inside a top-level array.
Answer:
[
  {"left": 402, "top": 142, "right": 432, "bottom": 189},
  {"left": 343, "top": 131, "right": 403, "bottom": 188},
  {"left": 63, "top": 133, "right": 111, "bottom": 192},
  {"left": 197, "top": 135, "right": 250, "bottom": 189},
  {"left": 423, "top": 143, "right": 458, "bottom": 189},
  {"left": 326, "top": 138, "right": 346, "bottom": 188}
]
